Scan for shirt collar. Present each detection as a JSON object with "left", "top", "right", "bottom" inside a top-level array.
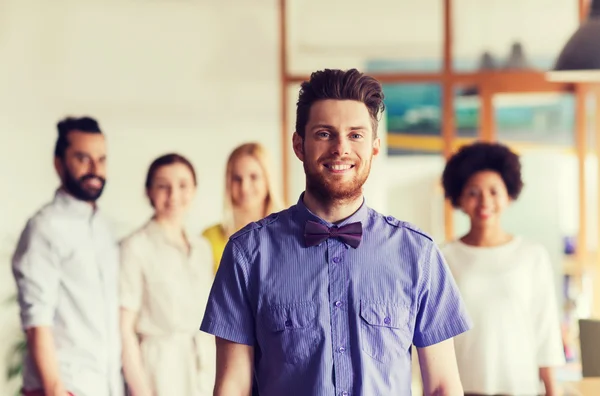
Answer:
[
  {"left": 145, "top": 218, "right": 197, "bottom": 254},
  {"left": 294, "top": 192, "right": 369, "bottom": 227},
  {"left": 53, "top": 188, "right": 97, "bottom": 218}
]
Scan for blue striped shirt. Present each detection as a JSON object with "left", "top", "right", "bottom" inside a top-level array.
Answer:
[{"left": 200, "top": 194, "right": 472, "bottom": 396}]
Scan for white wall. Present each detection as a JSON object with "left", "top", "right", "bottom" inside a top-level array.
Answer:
[{"left": 385, "top": 155, "right": 447, "bottom": 241}]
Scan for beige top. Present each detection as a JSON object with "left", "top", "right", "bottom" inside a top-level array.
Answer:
[{"left": 119, "top": 219, "right": 215, "bottom": 396}]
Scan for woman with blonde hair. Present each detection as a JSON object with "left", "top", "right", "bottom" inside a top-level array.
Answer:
[{"left": 203, "top": 142, "right": 284, "bottom": 272}]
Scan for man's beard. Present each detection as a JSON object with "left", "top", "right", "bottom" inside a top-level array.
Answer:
[
  {"left": 63, "top": 168, "right": 106, "bottom": 202},
  {"left": 304, "top": 158, "right": 371, "bottom": 205}
]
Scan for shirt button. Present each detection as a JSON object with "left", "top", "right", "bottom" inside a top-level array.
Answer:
[
  {"left": 334, "top": 301, "right": 343, "bottom": 308},
  {"left": 338, "top": 346, "right": 346, "bottom": 353},
  {"left": 285, "top": 319, "right": 292, "bottom": 327},
  {"left": 341, "top": 392, "right": 349, "bottom": 396},
  {"left": 384, "top": 316, "right": 391, "bottom": 325},
  {"left": 332, "top": 257, "right": 341, "bottom": 264},
  {"left": 386, "top": 216, "right": 394, "bottom": 221}
]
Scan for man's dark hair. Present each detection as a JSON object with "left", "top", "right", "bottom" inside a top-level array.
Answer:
[
  {"left": 441, "top": 141, "right": 524, "bottom": 208},
  {"left": 54, "top": 116, "right": 102, "bottom": 159},
  {"left": 295, "top": 68, "right": 385, "bottom": 138}
]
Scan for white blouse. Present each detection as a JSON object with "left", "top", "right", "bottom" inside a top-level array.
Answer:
[
  {"left": 441, "top": 236, "right": 565, "bottom": 395},
  {"left": 120, "top": 219, "right": 215, "bottom": 396}
]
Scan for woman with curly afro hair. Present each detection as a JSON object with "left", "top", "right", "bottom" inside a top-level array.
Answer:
[{"left": 440, "top": 142, "right": 564, "bottom": 396}]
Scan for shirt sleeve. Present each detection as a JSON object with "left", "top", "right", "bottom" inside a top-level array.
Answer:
[
  {"left": 200, "top": 238, "right": 255, "bottom": 346},
  {"left": 119, "top": 239, "right": 144, "bottom": 312},
  {"left": 11, "top": 219, "right": 61, "bottom": 329},
  {"left": 413, "top": 241, "right": 473, "bottom": 348},
  {"left": 534, "top": 247, "right": 566, "bottom": 367}
]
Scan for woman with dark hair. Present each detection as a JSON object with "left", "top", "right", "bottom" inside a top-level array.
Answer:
[
  {"left": 441, "top": 142, "right": 564, "bottom": 396},
  {"left": 119, "top": 153, "right": 214, "bottom": 396}
]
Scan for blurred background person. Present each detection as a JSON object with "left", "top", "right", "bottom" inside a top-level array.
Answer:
[
  {"left": 119, "top": 154, "right": 214, "bottom": 396},
  {"left": 11, "top": 116, "right": 123, "bottom": 396},
  {"left": 202, "top": 142, "right": 284, "bottom": 273},
  {"left": 440, "top": 142, "right": 565, "bottom": 396}
]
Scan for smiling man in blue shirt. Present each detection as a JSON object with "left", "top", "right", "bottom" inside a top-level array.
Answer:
[{"left": 201, "top": 68, "right": 472, "bottom": 396}]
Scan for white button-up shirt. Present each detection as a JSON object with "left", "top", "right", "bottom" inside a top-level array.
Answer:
[{"left": 12, "top": 189, "right": 123, "bottom": 396}]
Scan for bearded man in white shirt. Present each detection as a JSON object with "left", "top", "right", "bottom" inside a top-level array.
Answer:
[{"left": 12, "top": 116, "right": 123, "bottom": 396}]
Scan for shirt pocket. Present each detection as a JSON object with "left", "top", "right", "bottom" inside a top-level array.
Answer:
[
  {"left": 359, "top": 300, "right": 412, "bottom": 363},
  {"left": 261, "top": 302, "right": 320, "bottom": 365}
]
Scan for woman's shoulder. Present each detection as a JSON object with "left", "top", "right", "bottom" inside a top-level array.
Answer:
[
  {"left": 506, "top": 236, "right": 549, "bottom": 258},
  {"left": 438, "top": 239, "right": 463, "bottom": 254},
  {"left": 202, "top": 223, "right": 226, "bottom": 241},
  {"left": 119, "top": 220, "right": 155, "bottom": 249}
]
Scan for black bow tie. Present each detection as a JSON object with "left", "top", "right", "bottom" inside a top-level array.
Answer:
[{"left": 304, "top": 220, "right": 363, "bottom": 248}]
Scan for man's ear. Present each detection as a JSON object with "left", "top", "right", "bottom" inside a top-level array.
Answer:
[
  {"left": 292, "top": 132, "right": 304, "bottom": 162},
  {"left": 372, "top": 137, "right": 381, "bottom": 157}
]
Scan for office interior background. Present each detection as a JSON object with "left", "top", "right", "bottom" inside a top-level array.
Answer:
[{"left": 2, "top": 0, "right": 600, "bottom": 394}]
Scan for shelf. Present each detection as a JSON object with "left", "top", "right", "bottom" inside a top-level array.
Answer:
[{"left": 286, "top": 70, "right": 574, "bottom": 94}]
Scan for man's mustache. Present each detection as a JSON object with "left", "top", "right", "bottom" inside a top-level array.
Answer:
[{"left": 79, "top": 174, "right": 105, "bottom": 184}]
